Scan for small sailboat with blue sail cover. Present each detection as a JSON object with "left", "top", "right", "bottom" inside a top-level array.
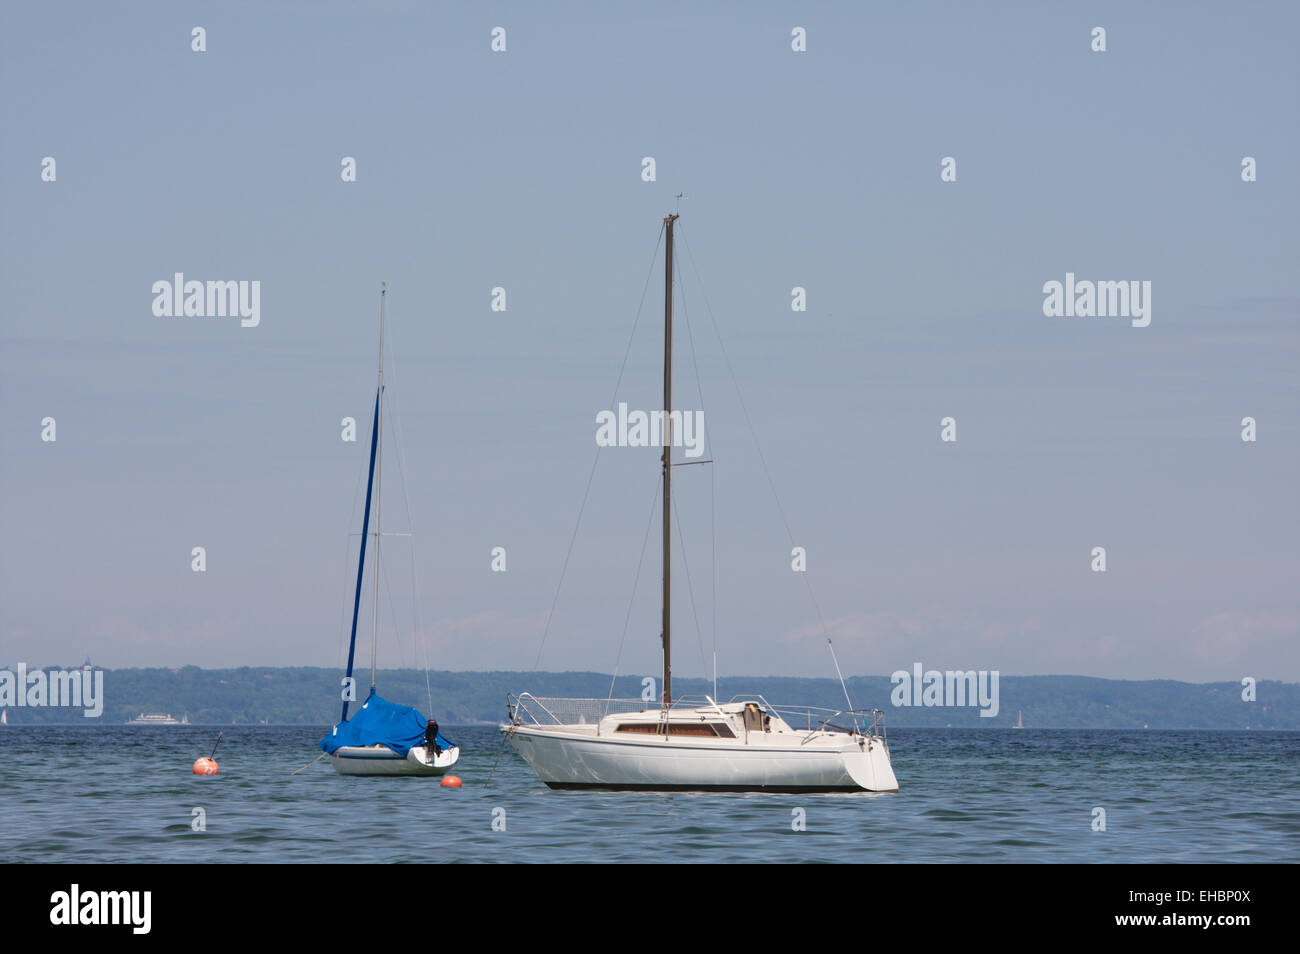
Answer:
[{"left": 319, "top": 285, "right": 459, "bottom": 777}]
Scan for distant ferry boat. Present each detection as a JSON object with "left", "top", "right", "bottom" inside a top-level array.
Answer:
[{"left": 126, "top": 713, "right": 189, "bottom": 725}]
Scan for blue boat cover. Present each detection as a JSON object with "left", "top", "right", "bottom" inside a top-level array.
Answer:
[{"left": 319, "top": 691, "right": 454, "bottom": 757}]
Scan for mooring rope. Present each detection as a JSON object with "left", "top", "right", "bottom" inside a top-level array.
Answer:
[{"left": 291, "top": 752, "right": 328, "bottom": 775}]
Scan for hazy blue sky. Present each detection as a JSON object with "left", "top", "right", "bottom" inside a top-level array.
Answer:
[{"left": 2, "top": 1, "right": 1296, "bottom": 684}]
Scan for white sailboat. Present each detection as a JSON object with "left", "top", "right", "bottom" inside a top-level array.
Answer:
[
  {"left": 1013, "top": 710, "right": 1023, "bottom": 729},
  {"left": 319, "top": 285, "right": 460, "bottom": 777},
  {"left": 504, "top": 215, "right": 898, "bottom": 793}
]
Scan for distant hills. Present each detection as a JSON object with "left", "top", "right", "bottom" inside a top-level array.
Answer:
[{"left": 1, "top": 667, "right": 1296, "bottom": 728}]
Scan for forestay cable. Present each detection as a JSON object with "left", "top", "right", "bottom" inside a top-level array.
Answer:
[{"left": 533, "top": 223, "right": 667, "bottom": 673}]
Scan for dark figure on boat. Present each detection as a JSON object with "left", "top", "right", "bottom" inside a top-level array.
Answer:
[{"left": 425, "top": 720, "right": 442, "bottom": 757}]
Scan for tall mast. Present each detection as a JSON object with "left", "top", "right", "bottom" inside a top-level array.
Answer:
[
  {"left": 340, "top": 285, "right": 385, "bottom": 722},
  {"left": 662, "top": 214, "right": 678, "bottom": 707},
  {"left": 370, "top": 284, "right": 386, "bottom": 692}
]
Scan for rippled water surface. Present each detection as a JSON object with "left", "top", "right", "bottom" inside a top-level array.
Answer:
[{"left": 2, "top": 726, "right": 1296, "bottom": 862}]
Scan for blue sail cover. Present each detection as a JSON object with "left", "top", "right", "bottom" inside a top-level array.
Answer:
[{"left": 319, "top": 692, "right": 454, "bottom": 756}]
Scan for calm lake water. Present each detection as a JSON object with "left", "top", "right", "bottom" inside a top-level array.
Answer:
[{"left": 2, "top": 726, "right": 1296, "bottom": 863}]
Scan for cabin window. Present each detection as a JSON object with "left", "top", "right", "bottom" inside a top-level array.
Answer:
[{"left": 614, "top": 722, "right": 736, "bottom": 738}]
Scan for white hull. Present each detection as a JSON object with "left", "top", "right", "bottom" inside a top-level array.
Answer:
[
  {"left": 504, "top": 720, "right": 897, "bottom": 793},
  {"left": 330, "top": 744, "right": 460, "bottom": 777}
]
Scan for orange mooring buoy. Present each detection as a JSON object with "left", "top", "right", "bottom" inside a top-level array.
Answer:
[
  {"left": 193, "top": 731, "right": 223, "bottom": 775},
  {"left": 440, "top": 775, "right": 462, "bottom": 788}
]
